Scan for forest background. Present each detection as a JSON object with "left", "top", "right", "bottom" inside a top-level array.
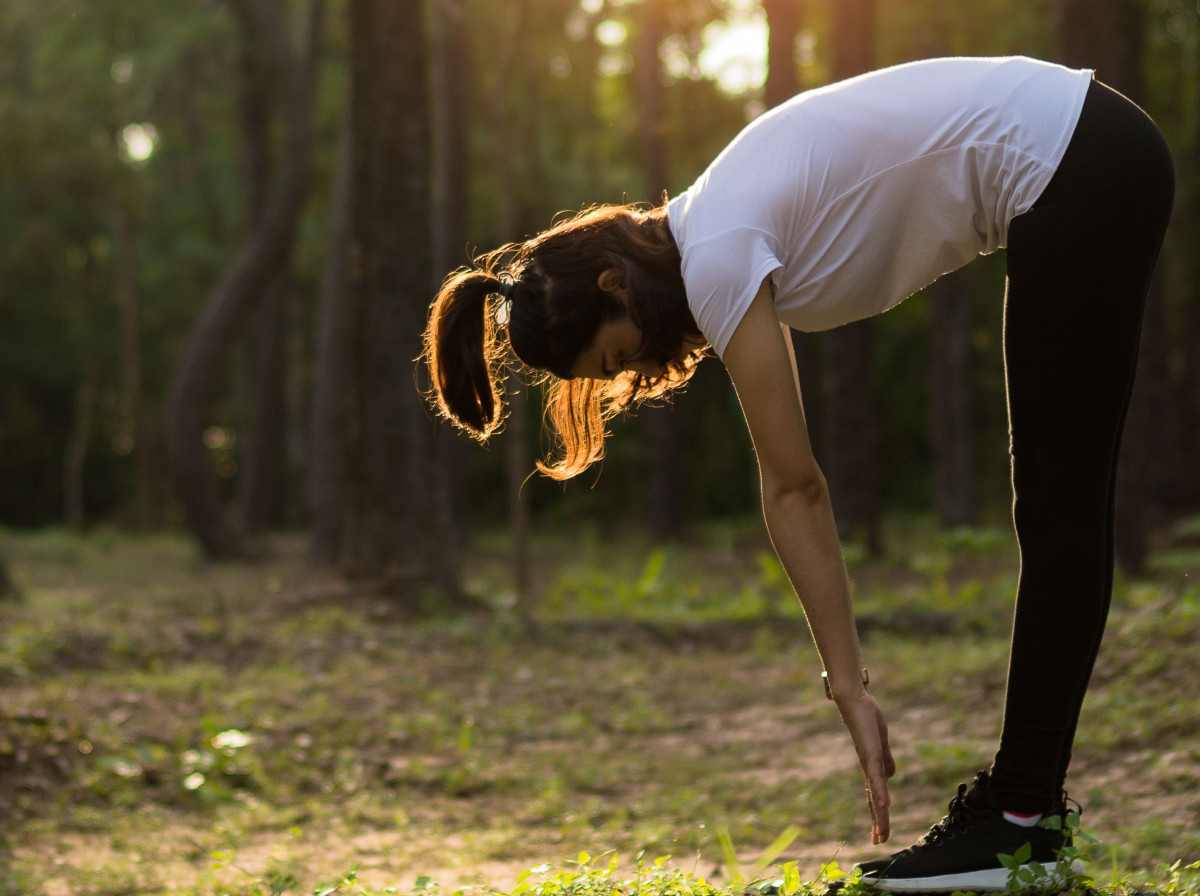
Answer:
[
  {"left": 3, "top": 0, "right": 1200, "bottom": 893},
  {"left": 3, "top": 0, "right": 1200, "bottom": 588}
]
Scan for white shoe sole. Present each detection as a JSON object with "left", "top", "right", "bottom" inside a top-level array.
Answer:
[{"left": 861, "top": 858, "right": 1085, "bottom": 893}]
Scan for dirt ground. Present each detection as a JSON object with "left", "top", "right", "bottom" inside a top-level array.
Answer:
[{"left": 3, "top": 534, "right": 1200, "bottom": 894}]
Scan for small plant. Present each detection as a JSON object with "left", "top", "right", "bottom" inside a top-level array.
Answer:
[
  {"left": 714, "top": 824, "right": 801, "bottom": 893},
  {"left": 999, "top": 810, "right": 1097, "bottom": 895},
  {"left": 1157, "top": 859, "right": 1200, "bottom": 896},
  {"left": 509, "top": 852, "right": 719, "bottom": 896}
]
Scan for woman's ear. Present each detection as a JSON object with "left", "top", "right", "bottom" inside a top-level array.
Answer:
[{"left": 597, "top": 268, "right": 624, "bottom": 293}]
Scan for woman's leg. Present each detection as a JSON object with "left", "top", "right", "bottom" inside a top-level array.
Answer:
[{"left": 989, "top": 80, "right": 1175, "bottom": 813}]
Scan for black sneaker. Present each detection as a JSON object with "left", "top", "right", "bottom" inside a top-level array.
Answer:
[{"left": 854, "top": 771, "right": 1080, "bottom": 892}]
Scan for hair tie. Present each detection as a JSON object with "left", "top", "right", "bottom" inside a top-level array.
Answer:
[
  {"left": 497, "top": 275, "right": 517, "bottom": 304},
  {"left": 494, "top": 275, "right": 517, "bottom": 326}
]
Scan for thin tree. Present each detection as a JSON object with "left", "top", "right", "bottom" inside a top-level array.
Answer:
[
  {"left": 476, "top": 0, "right": 533, "bottom": 604},
  {"left": 236, "top": 30, "right": 290, "bottom": 536},
  {"left": 0, "top": 555, "right": 18, "bottom": 602},
  {"left": 112, "top": 202, "right": 161, "bottom": 529},
  {"left": 309, "top": 106, "right": 354, "bottom": 567},
  {"left": 636, "top": 0, "right": 684, "bottom": 539},
  {"left": 340, "top": 0, "right": 460, "bottom": 602},
  {"left": 164, "top": 0, "right": 323, "bottom": 558}
]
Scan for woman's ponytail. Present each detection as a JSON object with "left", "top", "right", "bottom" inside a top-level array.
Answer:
[{"left": 422, "top": 267, "right": 507, "bottom": 438}]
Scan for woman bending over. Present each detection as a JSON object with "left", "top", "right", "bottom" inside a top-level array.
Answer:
[{"left": 422, "top": 56, "right": 1174, "bottom": 893}]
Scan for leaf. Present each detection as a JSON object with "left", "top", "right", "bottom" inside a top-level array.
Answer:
[
  {"left": 1036, "top": 813, "right": 1062, "bottom": 831},
  {"left": 747, "top": 825, "right": 801, "bottom": 880},
  {"left": 716, "top": 824, "right": 744, "bottom": 890}
]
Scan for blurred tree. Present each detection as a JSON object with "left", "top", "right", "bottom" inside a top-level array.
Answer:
[
  {"left": 339, "top": 0, "right": 460, "bottom": 601},
  {"left": 164, "top": 0, "right": 323, "bottom": 558},
  {"left": 112, "top": 197, "right": 162, "bottom": 530},
  {"left": 1142, "top": 3, "right": 1200, "bottom": 522},
  {"left": 235, "top": 27, "right": 290, "bottom": 536},
  {"left": 309, "top": 106, "right": 354, "bottom": 567},
  {"left": 1170, "top": 5, "right": 1200, "bottom": 514},
  {"left": 428, "top": 0, "right": 470, "bottom": 586},
  {"left": 764, "top": 0, "right": 802, "bottom": 106},
  {"left": 0, "top": 555, "right": 18, "bottom": 602},
  {"left": 822, "top": 0, "right": 883, "bottom": 555},
  {"left": 1054, "top": 0, "right": 1143, "bottom": 90},
  {"left": 927, "top": 271, "right": 978, "bottom": 526},
  {"left": 635, "top": 0, "right": 684, "bottom": 539}
]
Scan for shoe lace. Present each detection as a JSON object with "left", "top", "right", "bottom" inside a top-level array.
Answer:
[{"left": 915, "top": 779, "right": 992, "bottom": 849}]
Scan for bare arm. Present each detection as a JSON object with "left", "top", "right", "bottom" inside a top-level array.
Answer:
[{"left": 721, "top": 280, "right": 896, "bottom": 844}]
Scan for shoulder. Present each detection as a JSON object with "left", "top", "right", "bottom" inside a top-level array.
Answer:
[{"left": 675, "top": 228, "right": 783, "bottom": 357}]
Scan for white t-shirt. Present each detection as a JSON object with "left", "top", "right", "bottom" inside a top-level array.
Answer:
[{"left": 667, "top": 56, "right": 1093, "bottom": 355}]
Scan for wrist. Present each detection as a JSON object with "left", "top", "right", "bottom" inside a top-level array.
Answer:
[{"left": 822, "top": 667, "right": 869, "bottom": 701}]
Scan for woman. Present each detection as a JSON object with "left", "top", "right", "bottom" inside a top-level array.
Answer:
[{"left": 422, "top": 56, "right": 1174, "bottom": 892}]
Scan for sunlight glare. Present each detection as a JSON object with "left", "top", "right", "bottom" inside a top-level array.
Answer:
[
  {"left": 595, "top": 19, "right": 627, "bottom": 47},
  {"left": 111, "top": 55, "right": 133, "bottom": 84},
  {"left": 119, "top": 123, "right": 158, "bottom": 165},
  {"left": 698, "top": 6, "right": 767, "bottom": 95}
]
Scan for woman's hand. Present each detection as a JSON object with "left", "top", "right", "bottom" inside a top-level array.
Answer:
[{"left": 835, "top": 689, "right": 896, "bottom": 844}]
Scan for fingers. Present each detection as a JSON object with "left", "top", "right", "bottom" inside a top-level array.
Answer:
[
  {"left": 878, "top": 706, "right": 897, "bottom": 779},
  {"left": 868, "top": 757, "right": 892, "bottom": 843},
  {"left": 844, "top": 695, "right": 894, "bottom": 845}
]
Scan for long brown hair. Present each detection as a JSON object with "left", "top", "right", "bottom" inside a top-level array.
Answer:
[{"left": 421, "top": 202, "right": 706, "bottom": 479}]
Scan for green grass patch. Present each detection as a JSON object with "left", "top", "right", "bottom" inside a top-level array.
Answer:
[{"left": 1, "top": 523, "right": 1198, "bottom": 895}]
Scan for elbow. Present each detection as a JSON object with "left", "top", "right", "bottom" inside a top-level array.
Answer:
[{"left": 762, "top": 468, "right": 830, "bottom": 514}]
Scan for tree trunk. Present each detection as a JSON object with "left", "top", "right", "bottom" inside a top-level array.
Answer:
[
  {"left": 342, "top": 0, "right": 460, "bottom": 601},
  {"left": 239, "top": 277, "right": 289, "bottom": 534},
  {"left": 636, "top": 0, "right": 683, "bottom": 539},
  {"left": 113, "top": 204, "right": 161, "bottom": 529},
  {"left": 1182, "top": 20, "right": 1200, "bottom": 511},
  {"left": 309, "top": 107, "right": 355, "bottom": 567},
  {"left": 763, "top": 0, "right": 800, "bottom": 107},
  {"left": 1053, "top": 0, "right": 1143, "bottom": 93},
  {"left": 478, "top": 0, "right": 532, "bottom": 603},
  {"left": 429, "top": 0, "right": 470, "bottom": 571},
  {"left": 163, "top": 0, "right": 322, "bottom": 559},
  {"left": 928, "top": 272, "right": 977, "bottom": 526},
  {"left": 822, "top": 0, "right": 881, "bottom": 554},
  {"left": 0, "top": 555, "right": 18, "bottom": 602},
  {"left": 1053, "top": 0, "right": 1157, "bottom": 574},
  {"left": 64, "top": 354, "right": 99, "bottom": 531},
  {"left": 236, "top": 32, "right": 290, "bottom": 537},
  {"left": 822, "top": 319, "right": 881, "bottom": 552}
]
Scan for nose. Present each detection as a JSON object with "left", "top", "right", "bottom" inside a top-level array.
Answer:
[{"left": 627, "top": 357, "right": 665, "bottom": 378}]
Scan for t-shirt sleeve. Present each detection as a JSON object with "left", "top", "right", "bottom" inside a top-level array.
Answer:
[{"left": 681, "top": 228, "right": 784, "bottom": 357}]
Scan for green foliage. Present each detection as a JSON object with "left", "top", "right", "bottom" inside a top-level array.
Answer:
[
  {"left": 3, "top": 527, "right": 1200, "bottom": 894},
  {"left": 19, "top": 0, "right": 1196, "bottom": 535}
]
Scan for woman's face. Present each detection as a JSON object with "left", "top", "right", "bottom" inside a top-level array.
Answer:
[
  {"left": 567, "top": 269, "right": 667, "bottom": 381},
  {"left": 569, "top": 312, "right": 665, "bottom": 380}
]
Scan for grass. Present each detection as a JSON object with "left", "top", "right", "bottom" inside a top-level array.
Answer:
[{"left": 0, "top": 518, "right": 1198, "bottom": 895}]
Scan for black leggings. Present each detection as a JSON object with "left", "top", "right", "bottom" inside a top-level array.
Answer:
[{"left": 988, "top": 79, "right": 1175, "bottom": 812}]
